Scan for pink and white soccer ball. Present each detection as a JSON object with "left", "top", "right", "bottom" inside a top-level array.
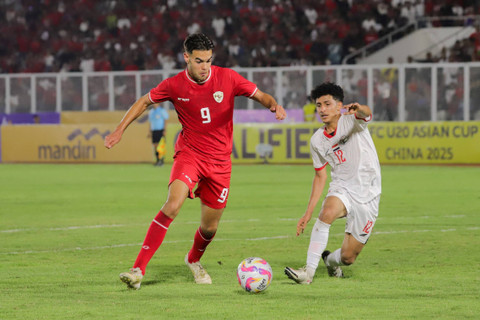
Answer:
[{"left": 237, "top": 257, "right": 273, "bottom": 293}]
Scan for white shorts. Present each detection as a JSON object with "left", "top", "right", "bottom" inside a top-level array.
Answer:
[{"left": 326, "top": 189, "right": 380, "bottom": 244}]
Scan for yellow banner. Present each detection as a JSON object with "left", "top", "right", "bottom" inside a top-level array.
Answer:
[
  {"left": 2, "top": 121, "right": 479, "bottom": 164},
  {"left": 1, "top": 123, "right": 154, "bottom": 163},
  {"left": 369, "top": 122, "right": 480, "bottom": 164}
]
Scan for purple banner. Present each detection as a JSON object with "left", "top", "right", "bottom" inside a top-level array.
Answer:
[
  {"left": 233, "top": 109, "right": 306, "bottom": 123},
  {"left": 0, "top": 112, "right": 60, "bottom": 125}
]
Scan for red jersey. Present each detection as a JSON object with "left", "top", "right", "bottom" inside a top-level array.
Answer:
[{"left": 149, "top": 65, "right": 258, "bottom": 162}]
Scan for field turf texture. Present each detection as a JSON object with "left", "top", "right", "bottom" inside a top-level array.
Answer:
[{"left": 1, "top": 164, "right": 479, "bottom": 319}]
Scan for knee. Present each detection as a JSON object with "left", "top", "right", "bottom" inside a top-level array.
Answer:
[
  {"left": 201, "top": 220, "right": 220, "bottom": 235},
  {"left": 162, "top": 199, "right": 183, "bottom": 218},
  {"left": 319, "top": 206, "right": 345, "bottom": 224},
  {"left": 201, "top": 226, "right": 217, "bottom": 238},
  {"left": 319, "top": 209, "right": 336, "bottom": 224}
]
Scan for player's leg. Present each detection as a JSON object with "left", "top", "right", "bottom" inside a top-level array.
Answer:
[
  {"left": 185, "top": 161, "right": 230, "bottom": 284},
  {"left": 184, "top": 204, "right": 224, "bottom": 284},
  {"left": 285, "top": 195, "right": 346, "bottom": 284},
  {"left": 188, "top": 203, "right": 224, "bottom": 263},
  {"left": 322, "top": 194, "right": 380, "bottom": 277},
  {"left": 322, "top": 233, "right": 364, "bottom": 278},
  {"left": 120, "top": 180, "right": 189, "bottom": 289},
  {"left": 133, "top": 180, "right": 189, "bottom": 271},
  {"left": 120, "top": 154, "right": 198, "bottom": 289}
]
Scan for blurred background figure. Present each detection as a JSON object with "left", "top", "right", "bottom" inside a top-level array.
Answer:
[
  {"left": 148, "top": 104, "right": 169, "bottom": 166},
  {"left": 303, "top": 95, "right": 317, "bottom": 122}
]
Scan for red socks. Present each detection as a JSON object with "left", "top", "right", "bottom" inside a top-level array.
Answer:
[
  {"left": 133, "top": 211, "right": 173, "bottom": 275},
  {"left": 187, "top": 227, "right": 216, "bottom": 263}
]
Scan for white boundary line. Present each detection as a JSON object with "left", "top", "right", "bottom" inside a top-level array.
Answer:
[
  {"left": 1, "top": 227, "right": 478, "bottom": 255},
  {"left": 0, "top": 219, "right": 262, "bottom": 234},
  {"left": 0, "top": 215, "right": 469, "bottom": 234}
]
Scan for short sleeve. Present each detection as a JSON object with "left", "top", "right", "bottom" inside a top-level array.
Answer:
[
  {"left": 229, "top": 69, "right": 258, "bottom": 97},
  {"left": 310, "top": 136, "right": 327, "bottom": 170},
  {"left": 353, "top": 113, "right": 372, "bottom": 130},
  {"left": 341, "top": 113, "right": 370, "bottom": 132},
  {"left": 149, "top": 79, "right": 171, "bottom": 104}
]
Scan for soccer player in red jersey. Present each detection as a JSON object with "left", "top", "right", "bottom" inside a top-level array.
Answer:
[{"left": 104, "top": 33, "right": 286, "bottom": 289}]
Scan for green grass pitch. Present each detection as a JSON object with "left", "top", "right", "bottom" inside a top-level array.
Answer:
[{"left": 1, "top": 164, "right": 479, "bottom": 319}]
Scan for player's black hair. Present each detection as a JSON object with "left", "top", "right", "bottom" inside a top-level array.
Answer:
[
  {"left": 310, "top": 82, "right": 344, "bottom": 102},
  {"left": 183, "top": 33, "right": 215, "bottom": 54}
]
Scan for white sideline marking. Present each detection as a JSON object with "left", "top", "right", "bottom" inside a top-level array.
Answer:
[
  {"left": 0, "top": 214, "right": 469, "bottom": 234},
  {"left": 1, "top": 227, "right": 478, "bottom": 255},
  {"left": 0, "top": 224, "right": 130, "bottom": 233},
  {"left": 0, "top": 219, "right": 261, "bottom": 234}
]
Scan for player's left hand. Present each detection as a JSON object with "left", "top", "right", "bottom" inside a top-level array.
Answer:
[
  {"left": 344, "top": 103, "right": 359, "bottom": 115},
  {"left": 270, "top": 105, "right": 286, "bottom": 120}
]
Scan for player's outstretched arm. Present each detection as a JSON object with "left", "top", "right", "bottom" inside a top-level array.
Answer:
[
  {"left": 297, "top": 168, "right": 328, "bottom": 236},
  {"left": 251, "top": 89, "right": 286, "bottom": 120},
  {"left": 104, "top": 94, "right": 153, "bottom": 149},
  {"left": 344, "top": 103, "right": 372, "bottom": 119}
]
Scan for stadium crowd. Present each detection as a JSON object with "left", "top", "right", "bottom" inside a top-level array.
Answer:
[{"left": 1, "top": 0, "right": 479, "bottom": 74}]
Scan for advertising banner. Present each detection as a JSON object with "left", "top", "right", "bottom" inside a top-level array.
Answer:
[
  {"left": 1, "top": 121, "right": 479, "bottom": 164},
  {"left": 369, "top": 122, "right": 480, "bottom": 164},
  {"left": 164, "top": 122, "right": 480, "bottom": 165},
  {"left": 1, "top": 123, "right": 153, "bottom": 163}
]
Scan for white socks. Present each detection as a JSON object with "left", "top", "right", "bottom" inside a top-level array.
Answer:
[
  {"left": 325, "top": 248, "right": 344, "bottom": 267},
  {"left": 306, "top": 219, "right": 331, "bottom": 271}
]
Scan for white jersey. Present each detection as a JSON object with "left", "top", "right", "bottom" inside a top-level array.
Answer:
[{"left": 310, "top": 113, "right": 381, "bottom": 203}]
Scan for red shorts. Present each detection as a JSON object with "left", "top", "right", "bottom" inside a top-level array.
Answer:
[{"left": 169, "top": 149, "right": 232, "bottom": 209}]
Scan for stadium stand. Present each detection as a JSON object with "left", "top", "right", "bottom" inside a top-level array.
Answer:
[{"left": 1, "top": 0, "right": 478, "bottom": 74}]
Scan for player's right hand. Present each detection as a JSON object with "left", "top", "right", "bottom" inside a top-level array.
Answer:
[
  {"left": 296, "top": 214, "right": 311, "bottom": 236},
  {"left": 104, "top": 130, "right": 122, "bottom": 149}
]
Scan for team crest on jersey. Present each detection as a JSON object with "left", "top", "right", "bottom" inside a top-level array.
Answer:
[
  {"left": 339, "top": 135, "right": 349, "bottom": 144},
  {"left": 213, "top": 91, "right": 224, "bottom": 103}
]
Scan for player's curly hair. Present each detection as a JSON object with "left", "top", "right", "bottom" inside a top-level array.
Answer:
[
  {"left": 310, "top": 82, "right": 344, "bottom": 102},
  {"left": 183, "top": 33, "right": 215, "bottom": 54}
]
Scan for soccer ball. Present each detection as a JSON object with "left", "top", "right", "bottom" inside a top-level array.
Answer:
[{"left": 237, "top": 257, "right": 273, "bottom": 293}]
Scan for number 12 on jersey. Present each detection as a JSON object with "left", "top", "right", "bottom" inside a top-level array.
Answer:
[
  {"left": 334, "top": 149, "right": 346, "bottom": 163},
  {"left": 201, "top": 107, "right": 211, "bottom": 124}
]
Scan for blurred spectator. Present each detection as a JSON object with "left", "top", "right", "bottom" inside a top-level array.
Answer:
[
  {"left": 469, "top": 24, "right": 480, "bottom": 61},
  {"left": 375, "top": 71, "right": 396, "bottom": 121},
  {"left": 302, "top": 96, "right": 317, "bottom": 122},
  {"left": 400, "top": 2, "right": 418, "bottom": 25},
  {"left": 0, "top": 0, "right": 477, "bottom": 74}
]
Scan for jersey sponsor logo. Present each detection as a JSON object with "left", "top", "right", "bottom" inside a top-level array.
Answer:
[
  {"left": 213, "top": 91, "right": 224, "bottom": 103},
  {"left": 177, "top": 97, "right": 190, "bottom": 102}
]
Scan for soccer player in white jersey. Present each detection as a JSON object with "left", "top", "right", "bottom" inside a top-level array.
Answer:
[{"left": 285, "top": 82, "right": 381, "bottom": 284}]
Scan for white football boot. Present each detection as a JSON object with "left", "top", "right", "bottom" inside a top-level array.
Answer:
[
  {"left": 184, "top": 254, "right": 212, "bottom": 284},
  {"left": 119, "top": 267, "right": 143, "bottom": 290},
  {"left": 284, "top": 266, "right": 314, "bottom": 285},
  {"left": 322, "top": 250, "right": 344, "bottom": 278}
]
